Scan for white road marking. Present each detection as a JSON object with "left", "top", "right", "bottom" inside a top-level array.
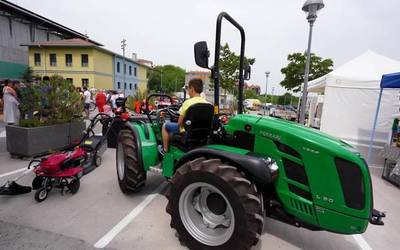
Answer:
[
  {"left": 0, "top": 130, "right": 6, "bottom": 138},
  {"left": 352, "top": 234, "right": 372, "bottom": 250},
  {"left": 94, "top": 181, "right": 168, "bottom": 248},
  {"left": 0, "top": 167, "right": 27, "bottom": 178}
]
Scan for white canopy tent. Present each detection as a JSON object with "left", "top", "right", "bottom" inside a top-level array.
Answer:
[{"left": 308, "top": 51, "right": 400, "bottom": 165}]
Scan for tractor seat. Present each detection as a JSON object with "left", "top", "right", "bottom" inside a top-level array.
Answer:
[{"left": 171, "top": 103, "right": 214, "bottom": 152}]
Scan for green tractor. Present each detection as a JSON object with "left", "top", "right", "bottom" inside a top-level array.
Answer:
[{"left": 111, "top": 12, "right": 384, "bottom": 250}]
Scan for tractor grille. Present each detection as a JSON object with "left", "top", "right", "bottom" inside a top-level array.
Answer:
[
  {"left": 290, "top": 198, "right": 314, "bottom": 216},
  {"left": 282, "top": 158, "right": 309, "bottom": 185},
  {"left": 335, "top": 158, "right": 365, "bottom": 210}
]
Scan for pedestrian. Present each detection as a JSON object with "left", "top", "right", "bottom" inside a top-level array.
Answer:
[
  {"left": 83, "top": 86, "right": 91, "bottom": 119},
  {"left": 2, "top": 80, "right": 20, "bottom": 125},
  {"left": 134, "top": 99, "right": 140, "bottom": 113},
  {"left": 110, "top": 90, "right": 119, "bottom": 109},
  {"left": 95, "top": 89, "right": 107, "bottom": 113}
]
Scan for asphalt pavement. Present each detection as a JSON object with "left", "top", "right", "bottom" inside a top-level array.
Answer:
[
  {"left": 0, "top": 147, "right": 398, "bottom": 250},
  {"left": 0, "top": 114, "right": 399, "bottom": 249}
]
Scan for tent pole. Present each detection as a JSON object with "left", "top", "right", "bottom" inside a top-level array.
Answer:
[{"left": 367, "top": 88, "right": 383, "bottom": 164}]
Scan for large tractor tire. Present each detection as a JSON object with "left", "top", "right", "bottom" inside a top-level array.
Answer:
[
  {"left": 116, "top": 129, "right": 146, "bottom": 193},
  {"left": 166, "top": 157, "right": 264, "bottom": 250}
]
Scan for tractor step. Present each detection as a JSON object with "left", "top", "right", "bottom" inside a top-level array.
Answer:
[{"left": 149, "top": 165, "right": 163, "bottom": 175}]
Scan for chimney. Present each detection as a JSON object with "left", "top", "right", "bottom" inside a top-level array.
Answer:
[{"left": 132, "top": 53, "right": 137, "bottom": 61}]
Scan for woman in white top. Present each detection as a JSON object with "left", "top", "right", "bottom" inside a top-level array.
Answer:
[{"left": 3, "top": 81, "right": 20, "bottom": 125}]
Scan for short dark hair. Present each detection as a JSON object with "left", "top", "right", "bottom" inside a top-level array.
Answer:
[
  {"left": 188, "top": 78, "right": 203, "bottom": 93},
  {"left": 83, "top": 86, "right": 88, "bottom": 91}
]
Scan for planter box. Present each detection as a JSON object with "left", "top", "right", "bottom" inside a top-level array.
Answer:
[{"left": 6, "top": 121, "right": 86, "bottom": 157}]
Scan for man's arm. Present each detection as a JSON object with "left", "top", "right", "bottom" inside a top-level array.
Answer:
[{"left": 178, "top": 114, "right": 184, "bottom": 127}]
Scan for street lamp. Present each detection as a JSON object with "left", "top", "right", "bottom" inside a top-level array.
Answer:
[
  {"left": 298, "top": 0, "right": 325, "bottom": 124},
  {"left": 264, "top": 71, "right": 270, "bottom": 115}
]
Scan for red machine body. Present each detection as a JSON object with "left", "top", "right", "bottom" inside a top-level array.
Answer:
[{"left": 34, "top": 147, "right": 86, "bottom": 177}]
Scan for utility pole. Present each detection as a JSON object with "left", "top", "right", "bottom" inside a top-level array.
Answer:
[
  {"left": 264, "top": 71, "right": 270, "bottom": 115},
  {"left": 121, "top": 39, "right": 127, "bottom": 96}
]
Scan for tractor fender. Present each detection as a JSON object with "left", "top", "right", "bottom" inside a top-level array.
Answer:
[
  {"left": 175, "top": 147, "right": 273, "bottom": 188},
  {"left": 122, "top": 123, "right": 144, "bottom": 171}
]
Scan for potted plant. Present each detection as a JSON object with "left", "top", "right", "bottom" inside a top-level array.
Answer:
[{"left": 6, "top": 75, "right": 85, "bottom": 157}]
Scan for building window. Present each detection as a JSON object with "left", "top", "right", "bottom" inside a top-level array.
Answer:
[
  {"left": 134, "top": 67, "right": 137, "bottom": 77},
  {"left": 129, "top": 66, "right": 132, "bottom": 75},
  {"left": 82, "top": 78, "right": 89, "bottom": 87},
  {"left": 65, "top": 54, "right": 72, "bottom": 67},
  {"left": 117, "top": 82, "right": 121, "bottom": 89},
  {"left": 34, "top": 53, "right": 41, "bottom": 66},
  {"left": 129, "top": 83, "right": 132, "bottom": 90},
  {"left": 124, "top": 82, "right": 127, "bottom": 89},
  {"left": 66, "top": 78, "right": 73, "bottom": 84},
  {"left": 49, "top": 53, "right": 57, "bottom": 66},
  {"left": 124, "top": 64, "right": 126, "bottom": 74},
  {"left": 134, "top": 84, "right": 137, "bottom": 90},
  {"left": 117, "top": 62, "right": 120, "bottom": 73},
  {"left": 81, "top": 54, "right": 89, "bottom": 67}
]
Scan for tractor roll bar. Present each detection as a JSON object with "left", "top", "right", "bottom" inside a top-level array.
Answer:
[{"left": 213, "top": 12, "right": 246, "bottom": 114}]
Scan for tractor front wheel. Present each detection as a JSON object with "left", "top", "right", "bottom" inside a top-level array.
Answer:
[
  {"left": 116, "top": 129, "right": 146, "bottom": 193},
  {"left": 166, "top": 157, "right": 264, "bottom": 250}
]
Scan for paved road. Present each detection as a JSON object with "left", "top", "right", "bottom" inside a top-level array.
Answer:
[{"left": 0, "top": 147, "right": 398, "bottom": 250}]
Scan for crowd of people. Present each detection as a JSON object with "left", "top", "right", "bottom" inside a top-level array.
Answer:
[{"left": 74, "top": 87, "right": 125, "bottom": 119}]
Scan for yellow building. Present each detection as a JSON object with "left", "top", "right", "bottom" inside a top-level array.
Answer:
[
  {"left": 23, "top": 38, "right": 114, "bottom": 89},
  {"left": 137, "top": 64, "right": 148, "bottom": 93}
]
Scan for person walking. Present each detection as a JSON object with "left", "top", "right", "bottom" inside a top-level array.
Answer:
[
  {"left": 2, "top": 80, "right": 20, "bottom": 125},
  {"left": 83, "top": 87, "right": 91, "bottom": 119},
  {"left": 95, "top": 89, "right": 107, "bottom": 113}
]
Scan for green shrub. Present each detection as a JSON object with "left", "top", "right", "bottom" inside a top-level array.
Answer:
[{"left": 19, "top": 75, "right": 83, "bottom": 127}]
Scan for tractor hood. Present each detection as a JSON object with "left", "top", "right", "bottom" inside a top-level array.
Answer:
[{"left": 225, "top": 114, "right": 373, "bottom": 233}]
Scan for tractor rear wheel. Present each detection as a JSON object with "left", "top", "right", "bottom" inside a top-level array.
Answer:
[
  {"left": 166, "top": 157, "right": 264, "bottom": 250},
  {"left": 116, "top": 129, "right": 146, "bottom": 193}
]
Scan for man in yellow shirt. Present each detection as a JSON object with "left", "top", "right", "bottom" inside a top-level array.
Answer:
[{"left": 161, "top": 78, "right": 208, "bottom": 153}]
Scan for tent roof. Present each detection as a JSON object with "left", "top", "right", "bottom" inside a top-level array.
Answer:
[
  {"left": 381, "top": 72, "right": 400, "bottom": 89},
  {"left": 308, "top": 51, "right": 400, "bottom": 92}
]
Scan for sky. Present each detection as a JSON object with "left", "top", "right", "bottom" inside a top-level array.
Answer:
[{"left": 14, "top": 0, "right": 400, "bottom": 95}]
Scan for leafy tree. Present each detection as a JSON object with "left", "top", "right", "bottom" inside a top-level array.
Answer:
[
  {"left": 148, "top": 65, "right": 185, "bottom": 93},
  {"left": 22, "top": 66, "right": 34, "bottom": 82},
  {"left": 280, "top": 52, "right": 333, "bottom": 92},
  {"left": 219, "top": 43, "right": 255, "bottom": 95},
  {"left": 276, "top": 93, "right": 297, "bottom": 105},
  {"left": 244, "top": 89, "right": 258, "bottom": 99}
]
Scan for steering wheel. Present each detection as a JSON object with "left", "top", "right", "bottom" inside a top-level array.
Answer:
[{"left": 167, "top": 104, "right": 181, "bottom": 119}]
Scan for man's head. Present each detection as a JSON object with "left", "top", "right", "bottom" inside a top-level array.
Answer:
[
  {"left": 187, "top": 78, "right": 203, "bottom": 98},
  {"left": 83, "top": 86, "right": 88, "bottom": 91}
]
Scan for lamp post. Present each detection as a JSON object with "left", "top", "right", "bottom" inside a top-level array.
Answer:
[
  {"left": 121, "top": 39, "right": 127, "bottom": 96},
  {"left": 298, "top": 0, "right": 325, "bottom": 124},
  {"left": 264, "top": 71, "right": 270, "bottom": 115}
]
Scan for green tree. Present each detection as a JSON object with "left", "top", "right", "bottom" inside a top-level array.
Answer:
[
  {"left": 280, "top": 52, "right": 333, "bottom": 92},
  {"left": 219, "top": 43, "right": 255, "bottom": 95},
  {"left": 22, "top": 66, "right": 34, "bottom": 82},
  {"left": 148, "top": 65, "right": 185, "bottom": 93},
  {"left": 244, "top": 89, "right": 258, "bottom": 99}
]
